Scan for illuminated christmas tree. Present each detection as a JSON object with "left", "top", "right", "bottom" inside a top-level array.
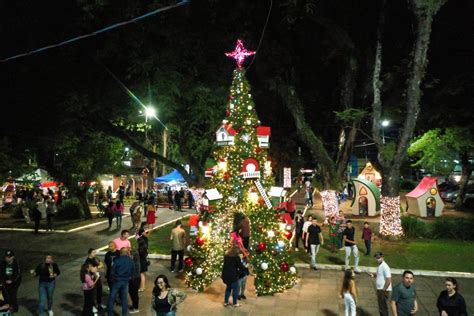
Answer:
[{"left": 184, "top": 40, "right": 297, "bottom": 295}]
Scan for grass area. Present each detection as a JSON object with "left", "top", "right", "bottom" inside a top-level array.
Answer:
[
  {"left": 143, "top": 218, "right": 474, "bottom": 273},
  {"left": 0, "top": 214, "right": 106, "bottom": 231},
  {"left": 131, "top": 218, "right": 190, "bottom": 254}
]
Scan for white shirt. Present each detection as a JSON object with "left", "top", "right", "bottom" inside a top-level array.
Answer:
[
  {"left": 376, "top": 261, "right": 392, "bottom": 291},
  {"left": 302, "top": 221, "right": 312, "bottom": 233}
]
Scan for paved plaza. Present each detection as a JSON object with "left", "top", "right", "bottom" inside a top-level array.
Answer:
[{"left": 0, "top": 204, "right": 473, "bottom": 315}]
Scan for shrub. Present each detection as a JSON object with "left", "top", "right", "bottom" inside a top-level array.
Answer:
[
  {"left": 430, "top": 217, "right": 474, "bottom": 240},
  {"left": 56, "top": 198, "right": 84, "bottom": 220},
  {"left": 401, "top": 215, "right": 429, "bottom": 238}
]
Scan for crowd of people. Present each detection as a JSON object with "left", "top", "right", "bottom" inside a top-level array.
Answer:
[{"left": 0, "top": 187, "right": 470, "bottom": 315}]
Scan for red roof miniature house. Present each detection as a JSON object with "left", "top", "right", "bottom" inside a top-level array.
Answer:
[
  {"left": 256, "top": 126, "right": 271, "bottom": 148},
  {"left": 216, "top": 123, "right": 236, "bottom": 146},
  {"left": 241, "top": 158, "right": 260, "bottom": 179},
  {"left": 406, "top": 176, "right": 444, "bottom": 217}
]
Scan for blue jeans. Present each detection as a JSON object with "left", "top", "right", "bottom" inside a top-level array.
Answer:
[
  {"left": 115, "top": 214, "right": 122, "bottom": 228},
  {"left": 38, "top": 281, "right": 55, "bottom": 315},
  {"left": 108, "top": 281, "right": 129, "bottom": 316},
  {"left": 364, "top": 239, "right": 372, "bottom": 255},
  {"left": 224, "top": 281, "right": 239, "bottom": 305},
  {"left": 310, "top": 244, "right": 320, "bottom": 268}
]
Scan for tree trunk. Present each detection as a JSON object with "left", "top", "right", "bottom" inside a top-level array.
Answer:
[
  {"left": 277, "top": 83, "right": 338, "bottom": 189},
  {"left": 336, "top": 122, "right": 358, "bottom": 182},
  {"left": 455, "top": 151, "right": 472, "bottom": 209},
  {"left": 75, "top": 186, "right": 92, "bottom": 220}
]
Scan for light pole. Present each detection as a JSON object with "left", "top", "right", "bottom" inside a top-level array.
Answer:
[
  {"left": 141, "top": 105, "right": 168, "bottom": 178},
  {"left": 381, "top": 119, "right": 390, "bottom": 144}
]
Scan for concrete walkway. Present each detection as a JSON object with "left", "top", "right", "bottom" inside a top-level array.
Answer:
[{"left": 0, "top": 206, "right": 190, "bottom": 315}]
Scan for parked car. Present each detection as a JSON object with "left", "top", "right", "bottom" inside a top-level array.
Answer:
[{"left": 440, "top": 187, "right": 474, "bottom": 203}]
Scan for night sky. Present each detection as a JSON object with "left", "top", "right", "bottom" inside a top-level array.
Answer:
[{"left": 0, "top": 0, "right": 472, "bottom": 166}]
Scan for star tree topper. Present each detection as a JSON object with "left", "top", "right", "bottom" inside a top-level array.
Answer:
[{"left": 225, "top": 39, "right": 256, "bottom": 68}]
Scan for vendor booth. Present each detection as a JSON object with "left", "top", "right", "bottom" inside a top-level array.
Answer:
[
  {"left": 351, "top": 178, "right": 380, "bottom": 216},
  {"left": 406, "top": 176, "right": 444, "bottom": 217}
]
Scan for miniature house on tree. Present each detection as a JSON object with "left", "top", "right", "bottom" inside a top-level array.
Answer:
[
  {"left": 351, "top": 178, "right": 381, "bottom": 216},
  {"left": 216, "top": 123, "right": 236, "bottom": 146},
  {"left": 358, "top": 162, "right": 382, "bottom": 187},
  {"left": 406, "top": 176, "right": 444, "bottom": 217},
  {"left": 256, "top": 126, "right": 271, "bottom": 148}
]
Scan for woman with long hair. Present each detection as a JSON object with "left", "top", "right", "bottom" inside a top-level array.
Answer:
[
  {"left": 340, "top": 269, "right": 358, "bottom": 316},
  {"left": 437, "top": 277, "right": 467, "bottom": 316},
  {"left": 112, "top": 200, "right": 124, "bottom": 229},
  {"left": 80, "top": 263, "right": 99, "bottom": 316},
  {"left": 146, "top": 202, "right": 156, "bottom": 229},
  {"left": 222, "top": 246, "right": 245, "bottom": 307},
  {"left": 151, "top": 274, "right": 187, "bottom": 316}
]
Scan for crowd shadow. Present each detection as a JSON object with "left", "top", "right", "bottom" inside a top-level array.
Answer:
[
  {"left": 60, "top": 293, "right": 83, "bottom": 316},
  {"left": 320, "top": 309, "right": 338, "bottom": 316},
  {"left": 19, "top": 297, "right": 38, "bottom": 315},
  {"left": 326, "top": 255, "right": 345, "bottom": 265}
]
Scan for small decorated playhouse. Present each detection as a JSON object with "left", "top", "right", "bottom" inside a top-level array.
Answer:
[
  {"left": 406, "top": 176, "right": 444, "bottom": 217},
  {"left": 351, "top": 178, "right": 381, "bottom": 216},
  {"left": 358, "top": 162, "right": 382, "bottom": 187}
]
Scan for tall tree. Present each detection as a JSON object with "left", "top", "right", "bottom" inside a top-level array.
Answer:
[{"left": 371, "top": 0, "right": 446, "bottom": 237}]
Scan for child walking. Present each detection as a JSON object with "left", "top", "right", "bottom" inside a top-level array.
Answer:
[{"left": 340, "top": 269, "right": 358, "bottom": 316}]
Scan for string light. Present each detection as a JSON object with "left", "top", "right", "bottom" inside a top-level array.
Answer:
[
  {"left": 320, "top": 190, "right": 339, "bottom": 218},
  {"left": 379, "top": 196, "right": 404, "bottom": 237},
  {"left": 184, "top": 54, "right": 297, "bottom": 295}
]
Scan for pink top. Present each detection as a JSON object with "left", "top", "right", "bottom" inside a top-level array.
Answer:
[
  {"left": 82, "top": 274, "right": 94, "bottom": 290},
  {"left": 112, "top": 204, "right": 124, "bottom": 214},
  {"left": 113, "top": 237, "right": 131, "bottom": 250}
]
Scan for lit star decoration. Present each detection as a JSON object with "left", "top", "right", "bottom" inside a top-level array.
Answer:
[{"left": 225, "top": 39, "right": 256, "bottom": 68}]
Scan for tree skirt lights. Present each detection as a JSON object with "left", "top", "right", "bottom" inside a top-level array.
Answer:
[
  {"left": 379, "top": 196, "right": 404, "bottom": 237},
  {"left": 320, "top": 190, "right": 339, "bottom": 218}
]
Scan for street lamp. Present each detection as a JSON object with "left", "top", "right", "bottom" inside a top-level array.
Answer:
[
  {"left": 381, "top": 119, "right": 390, "bottom": 144},
  {"left": 145, "top": 106, "right": 156, "bottom": 122}
]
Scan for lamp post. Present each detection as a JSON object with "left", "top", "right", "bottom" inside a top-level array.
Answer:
[
  {"left": 381, "top": 119, "right": 390, "bottom": 144},
  {"left": 141, "top": 105, "right": 168, "bottom": 178}
]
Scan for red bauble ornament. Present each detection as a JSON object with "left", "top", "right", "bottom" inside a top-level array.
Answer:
[
  {"left": 280, "top": 262, "right": 289, "bottom": 272},
  {"left": 257, "top": 242, "right": 266, "bottom": 252},
  {"left": 224, "top": 172, "right": 230, "bottom": 181},
  {"left": 184, "top": 257, "right": 193, "bottom": 267},
  {"left": 196, "top": 237, "right": 205, "bottom": 246},
  {"left": 284, "top": 230, "right": 293, "bottom": 240},
  {"left": 258, "top": 197, "right": 265, "bottom": 206},
  {"left": 226, "top": 110, "right": 230, "bottom": 117}
]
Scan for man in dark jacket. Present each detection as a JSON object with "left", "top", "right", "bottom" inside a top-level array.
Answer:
[
  {"left": 107, "top": 247, "right": 134, "bottom": 316},
  {"left": 0, "top": 250, "right": 21, "bottom": 313},
  {"left": 293, "top": 210, "right": 305, "bottom": 251}
]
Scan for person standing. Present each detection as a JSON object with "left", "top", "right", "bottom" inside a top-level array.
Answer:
[
  {"left": 135, "top": 188, "right": 143, "bottom": 202},
  {"left": 151, "top": 274, "right": 187, "bottom": 315},
  {"left": 84, "top": 249, "right": 105, "bottom": 311},
  {"left": 105, "top": 202, "right": 114, "bottom": 230},
  {"left": 128, "top": 250, "right": 141, "bottom": 314},
  {"left": 328, "top": 216, "right": 339, "bottom": 253},
  {"left": 170, "top": 220, "right": 186, "bottom": 273},
  {"left": 370, "top": 252, "right": 392, "bottom": 316},
  {"left": 174, "top": 191, "right": 181, "bottom": 212},
  {"left": 113, "top": 230, "right": 131, "bottom": 251},
  {"left": 391, "top": 270, "right": 418, "bottom": 316},
  {"left": 118, "top": 184, "right": 125, "bottom": 203},
  {"left": 336, "top": 211, "right": 346, "bottom": 250},
  {"left": 285, "top": 196, "right": 296, "bottom": 219},
  {"left": 302, "top": 215, "right": 313, "bottom": 253},
  {"left": 146, "top": 202, "right": 156, "bottom": 229},
  {"left": 31, "top": 255, "right": 60, "bottom": 316},
  {"left": 222, "top": 247, "right": 245, "bottom": 307},
  {"left": 238, "top": 215, "right": 250, "bottom": 250},
  {"left": 137, "top": 227, "right": 149, "bottom": 292},
  {"left": 362, "top": 222, "right": 373, "bottom": 256},
  {"left": 107, "top": 248, "right": 134, "bottom": 316},
  {"left": 187, "top": 190, "right": 194, "bottom": 210},
  {"left": 104, "top": 242, "right": 120, "bottom": 291},
  {"left": 45, "top": 197, "right": 56, "bottom": 232},
  {"left": 436, "top": 277, "right": 467, "bottom": 316},
  {"left": 106, "top": 186, "right": 113, "bottom": 202},
  {"left": 0, "top": 250, "right": 21, "bottom": 313},
  {"left": 305, "top": 218, "right": 324, "bottom": 271},
  {"left": 80, "top": 263, "right": 99, "bottom": 316},
  {"left": 293, "top": 210, "right": 304, "bottom": 251},
  {"left": 32, "top": 203, "right": 42, "bottom": 234},
  {"left": 112, "top": 200, "right": 124, "bottom": 229},
  {"left": 0, "top": 283, "right": 11, "bottom": 315},
  {"left": 167, "top": 189, "right": 173, "bottom": 209},
  {"left": 340, "top": 269, "right": 358, "bottom": 316},
  {"left": 343, "top": 220, "right": 360, "bottom": 272}
]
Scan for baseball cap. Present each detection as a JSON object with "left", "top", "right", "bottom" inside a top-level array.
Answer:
[
  {"left": 374, "top": 252, "right": 384, "bottom": 259},
  {"left": 5, "top": 250, "right": 14, "bottom": 257}
]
